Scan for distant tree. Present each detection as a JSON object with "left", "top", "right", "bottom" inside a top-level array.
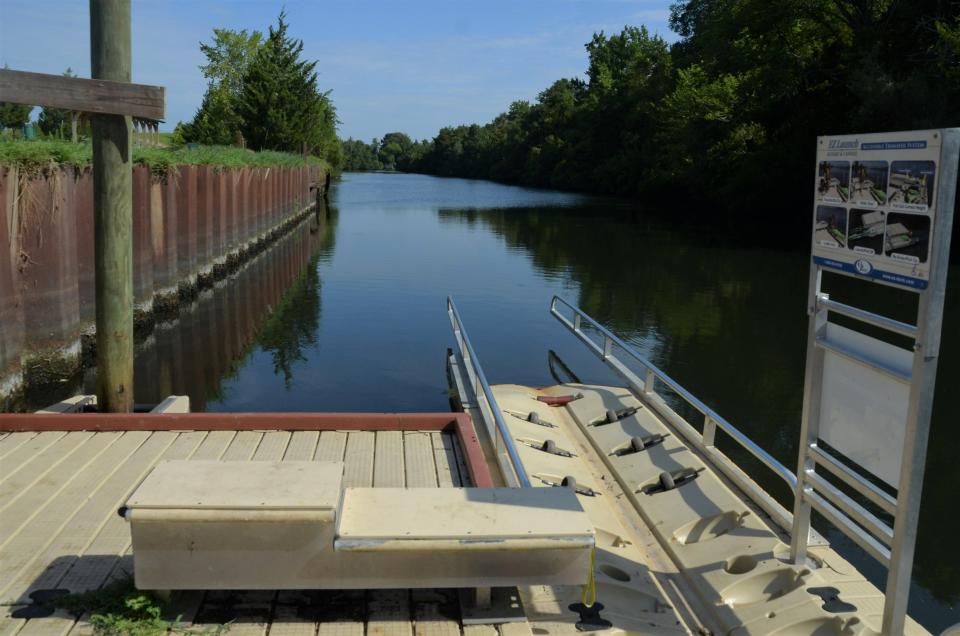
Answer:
[
  {"left": 37, "top": 68, "right": 77, "bottom": 138},
  {"left": 237, "top": 11, "right": 339, "bottom": 159},
  {"left": 378, "top": 132, "right": 413, "bottom": 169},
  {"left": 0, "top": 65, "right": 32, "bottom": 132},
  {"left": 0, "top": 102, "right": 31, "bottom": 131},
  {"left": 342, "top": 138, "right": 382, "bottom": 170},
  {"left": 180, "top": 28, "right": 263, "bottom": 146}
]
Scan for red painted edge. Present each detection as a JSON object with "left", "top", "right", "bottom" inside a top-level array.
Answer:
[
  {"left": 0, "top": 411, "right": 495, "bottom": 488},
  {"left": 450, "top": 416, "right": 495, "bottom": 488}
]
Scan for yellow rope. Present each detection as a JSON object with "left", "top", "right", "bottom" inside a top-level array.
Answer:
[{"left": 581, "top": 546, "right": 597, "bottom": 607}]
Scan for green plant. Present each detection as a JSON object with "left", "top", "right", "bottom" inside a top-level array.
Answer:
[{"left": 54, "top": 577, "right": 227, "bottom": 635}]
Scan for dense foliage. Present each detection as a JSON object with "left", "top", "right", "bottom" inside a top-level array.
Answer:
[
  {"left": 176, "top": 13, "right": 342, "bottom": 169},
  {"left": 341, "top": 132, "right": 428, "bottom": 171},
  {"left": 373, "top": 3, "right": 960, "bottom": 232}
]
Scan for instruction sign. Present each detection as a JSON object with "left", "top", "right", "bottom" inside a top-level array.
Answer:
[{"left": 812, "top": 129, "right": 941, "bottom": 290}]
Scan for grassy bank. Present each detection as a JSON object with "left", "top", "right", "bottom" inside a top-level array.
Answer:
[{"left": 0, "top": 139, "right": 328, "bottom": 174}]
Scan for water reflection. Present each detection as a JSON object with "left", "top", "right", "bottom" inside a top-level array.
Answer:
[{"left": 76, "top": 205, "right": 338, "bottom": 410}]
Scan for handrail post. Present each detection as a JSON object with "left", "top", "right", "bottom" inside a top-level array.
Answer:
[
  {"left": 703, "top": 415, "right": 717, "bottom": 448},
  {"left": 602, "top": 335, "right": 612, "bottom": 359}
]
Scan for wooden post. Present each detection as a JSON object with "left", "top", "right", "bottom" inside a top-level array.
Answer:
[
  {"left": 70, "top": 112, "right": 78, "bottom": 143},
  {"left": 90, "top": 0, "right": 134, "bottom": 412}
]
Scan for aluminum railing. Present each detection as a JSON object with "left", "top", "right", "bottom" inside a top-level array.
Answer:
[
  {"left": 550, "top": 295, "right": 797, "bottom": 531},
  {"left": 447, "top": 297, "right": 531, "bottom": 487}
]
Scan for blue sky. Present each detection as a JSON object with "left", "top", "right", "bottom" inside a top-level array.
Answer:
[{"left": 1, "top": 0, "right": 676, "bottom": 140}]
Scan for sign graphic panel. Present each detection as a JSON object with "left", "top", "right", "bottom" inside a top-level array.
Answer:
[{"left": 812, "top": 130, "right": 941, "bottom": 289}]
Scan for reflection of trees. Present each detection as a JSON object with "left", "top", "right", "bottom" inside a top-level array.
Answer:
[
  {"left": 316, "top": 203, "right": 339, "bottom": 263},
  {"left": 439, "top": 205, "right": 808, "bottom": 490},
  {"left": 255, "top": 254, "right": 321, "bottom": 387},
  {"left": 255, "top": 203, "right": 338, "bottom": 387}
]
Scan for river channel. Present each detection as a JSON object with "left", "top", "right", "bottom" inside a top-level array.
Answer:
[{"left": 68, "top": 171, "right": 957, "bottom": 630}]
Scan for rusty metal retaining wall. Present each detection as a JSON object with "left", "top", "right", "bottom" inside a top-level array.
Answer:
[{"left": 0, "top": 163, "right": 326, "bottom": 405}]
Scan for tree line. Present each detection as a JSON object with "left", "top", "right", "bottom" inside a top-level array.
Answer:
[
  {"left": 175, "top": 12, "right": 342, "bottom": 167},
  {"left": 342, "top": 133, "right": 429, "bottom": 171},
  {"left": 345, "top": 1, "right": 960, "bottom": 232}
]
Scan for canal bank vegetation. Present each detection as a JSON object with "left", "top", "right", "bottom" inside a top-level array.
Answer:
[
  {"left": 0, "top": 139, "right": 328, "bottom": 174},
  {"left": 358, "top": 2, "right": 960, "bottom": 236}
]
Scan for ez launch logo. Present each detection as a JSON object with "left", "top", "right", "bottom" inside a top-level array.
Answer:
[{"left": 829, "top": 139, "right": 858, "bottom": 150}]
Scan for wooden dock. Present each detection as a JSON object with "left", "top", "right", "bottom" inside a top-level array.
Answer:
[{"left": 0, "top": 422, "right": 482, "bottom": 635}]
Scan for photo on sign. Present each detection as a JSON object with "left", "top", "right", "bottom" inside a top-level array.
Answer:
[
  {"left": 850, "top": 161, "right": 888, "bottom": 207},
  {"left": 847, "top": 209, "right": 885, "bottom": 254},
  {"left": 817, "top": 160, "right": 850, "bottom": 203},
  {"left": 884, "top": 212, "right": 930, "bottom": 263},
  {"left": 888, "top": 161, "right": 935, "bottom": 208},
  {"left": 814, "top": 205, "right": 847, "bottom": 248}
]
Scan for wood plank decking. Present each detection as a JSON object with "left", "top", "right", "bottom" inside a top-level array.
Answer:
[{"left": 0, "top": 429, "right": 477, "bottom": 635}]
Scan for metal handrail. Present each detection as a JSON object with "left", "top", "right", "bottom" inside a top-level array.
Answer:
[
  {"left": 550, "top": 295, "right": 797, "bottom": 529},
  {"left": 447, "top": 297, "right": 531, "bottom": 487}
]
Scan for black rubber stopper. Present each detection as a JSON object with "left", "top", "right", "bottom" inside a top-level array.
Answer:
[
  {"left": 629, "top": 436, "right": 645, "bottom": 452},
  {"left": 527, "top": 412, "right": 540, "bottom": 424},
  {"left": 541, "top": 439, "right": 557, "bottom": 454},
  {"left": 568, "top": 602, "right": 612, "bottom": 632},
  {"left": 605, "top": 409, "right": 618, "bottom": 424},
  {"left": 806, "top": 587, "right": 857, "bottom": 613},
  {"left": 561, "top": 475, "right": 577, "bottom": 490},
  {"left": 658, "top": 471, "right": 676, "bottom": 491}
]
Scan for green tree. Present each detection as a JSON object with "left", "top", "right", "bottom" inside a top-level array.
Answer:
[
  {"left": 199, "top": 28, "right": 263, "bottom": 95},
  {"left": 236, "top": 11, "right": 340, "bottom": 161},
  {"left": 179, "top": 83, "right": 237, "bottom": 145},
  {"left": 37, "top": 68, "right": 77, "bottom": 138},
  {"left": 0, "top": 65, "right": 31, "bottom": 132},
  {"left": 342, "top": 137, "right": 382, "bottom": 170},
  {"left": 180, "top": 28, "right": 263, "bottom": 145},
  {"left": 0, "top": 102, "right": 32, "bottom": 131},
  {"left": 378, "top": 132, "right": 414, "bottom": 169}
]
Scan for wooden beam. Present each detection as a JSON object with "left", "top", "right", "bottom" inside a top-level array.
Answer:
[{"left": 0, "top": 68, "right": 164, "bottom": 120}]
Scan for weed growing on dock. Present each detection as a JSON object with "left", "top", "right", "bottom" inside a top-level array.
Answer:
[{"left": 54, "top": 577, "right": 226, "bottom": 635}]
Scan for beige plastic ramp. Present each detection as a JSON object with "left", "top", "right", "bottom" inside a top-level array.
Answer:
[
  {"left": 334, "top": 487, "right": 594, "bottom": 588},
  {"left": 490, "top": 382, "right": 930, "bottom": 635}
]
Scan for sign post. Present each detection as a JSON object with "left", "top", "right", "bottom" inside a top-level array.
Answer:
[{"left": 790, "top": 128, "right": 959, "bottom": 634}]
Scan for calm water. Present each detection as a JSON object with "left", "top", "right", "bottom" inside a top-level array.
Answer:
[{"left": 92, "top": 172, "right": 960, "bottom": 630}]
